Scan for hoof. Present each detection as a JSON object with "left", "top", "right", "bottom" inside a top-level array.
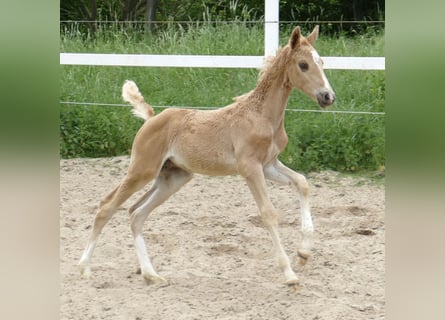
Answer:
[
  {"left": 297, "top": 249, "right": 310, "bottom": 259},
  {"left": 286, "top": 277, "right": 301, "bottom": 292},
  {"left": 286, "top": 277, "right": 299, "bottom": 285},
  {"left": 297, "top": 249, "right": 310, "bottom": 266},
  {"left": 143, "top": 273, "right": 168, "bottom": 285},
  {"left": 79, "top": 263, "right": 92, "bottom": 279}
]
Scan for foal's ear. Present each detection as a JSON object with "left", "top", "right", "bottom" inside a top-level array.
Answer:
[
  {"left": 307, "top": 25, "right": 319, "bottom": 45},
  {"left": 289, "top": 26, "right": 301, "bottom": 50}
]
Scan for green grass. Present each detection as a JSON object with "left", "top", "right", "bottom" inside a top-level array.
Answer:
[{"left": 60, "top": 23, "right": 384, "bottom": 173}]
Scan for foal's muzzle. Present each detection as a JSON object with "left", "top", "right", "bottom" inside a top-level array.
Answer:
[{"left": 317, "top": 90, "right": 336, "bottom": 108}]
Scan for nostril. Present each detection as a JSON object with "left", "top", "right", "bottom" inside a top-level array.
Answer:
[{"left": 317, "top": 91, "right": 335, "bottom": 107}]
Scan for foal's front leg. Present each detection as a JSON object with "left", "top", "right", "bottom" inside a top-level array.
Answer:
[
  {"left": 240, "top": 163, "right": 299, "bottom": 285},
  {"left": 264, "top": 160, "right": 314, "bottom": 264}
]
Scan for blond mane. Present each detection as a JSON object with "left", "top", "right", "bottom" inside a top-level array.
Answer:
[
  {"left": 258, "top": 47, "right": 291, "bottom": 84},
  {"left": 232, "top": 46, "right": 293, "bottom": 104}
]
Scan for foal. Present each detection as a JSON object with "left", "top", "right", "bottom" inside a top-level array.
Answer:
[{"left": 79, "top": 26, "right": 335, "bottom": 286}]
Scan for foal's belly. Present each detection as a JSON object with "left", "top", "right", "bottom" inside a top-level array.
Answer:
[
  {"left": 166, "top": 108, "right": 245, "bottom": 176},
  {"left": 169, "top": 141, "right": 238, "bottom": 176}
]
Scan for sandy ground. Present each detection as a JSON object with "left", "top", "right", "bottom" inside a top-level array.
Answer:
[{"left": 60, "top": 156, "right": 384, "bottom": 320}]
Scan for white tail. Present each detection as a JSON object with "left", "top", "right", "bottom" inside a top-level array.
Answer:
[{"left": 122, "top": 80, "right": 154, "bottom": 121}]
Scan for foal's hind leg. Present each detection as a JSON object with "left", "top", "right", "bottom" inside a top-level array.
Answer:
[
  {"left": 129, "top": 163, "right": 193, "bottom": 284},
  {"left": 264, "top": 160, "right": 314, "bottom": 264},
  {"left": 78, "top": 168, "right": 159, "bottom": 278}
]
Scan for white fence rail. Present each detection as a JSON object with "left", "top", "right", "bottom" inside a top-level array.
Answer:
[{"left": 60, "top": 53, "right": 385, "bottom": 70}]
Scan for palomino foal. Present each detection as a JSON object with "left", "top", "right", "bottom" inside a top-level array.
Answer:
[{"left": 79, "top": 26, "right": 335, "bottom": 286}]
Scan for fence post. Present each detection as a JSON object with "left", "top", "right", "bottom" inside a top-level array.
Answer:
[{"left": 264, "top": 0, "right": 280, "bottom": 57}]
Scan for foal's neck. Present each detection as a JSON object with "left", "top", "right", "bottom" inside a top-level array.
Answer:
[
  {"left": 252, "top": 68, "right": 292, "bottom": 126},
  {"left": 243, "top": 47, "right": 293, "bottom": 126}
]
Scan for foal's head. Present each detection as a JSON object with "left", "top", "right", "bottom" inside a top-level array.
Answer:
[{"left": 285, "top": 26, "right": 336, "bottom": 108}]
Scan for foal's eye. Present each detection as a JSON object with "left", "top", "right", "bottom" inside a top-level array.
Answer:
[{"left": 298, "top": 62, "right": 309, "bottom": 72}]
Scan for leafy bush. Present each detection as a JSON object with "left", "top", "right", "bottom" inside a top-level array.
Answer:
[
  {"left": 281, "top": 112, "right": 385, "bottom": 172},
  {"left": 60, "top": 0, "right": 384, "bottom": 35},
  {"left": 60, "top": 105, "right": 142, "bottom": 158}
]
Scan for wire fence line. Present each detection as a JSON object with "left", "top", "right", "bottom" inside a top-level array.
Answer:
[
  {"left": 60, "top": 20, "right": 385, "bottom": 24},
  {"left": 59, "top": 101, "right": 385, "bottom": 115}
]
